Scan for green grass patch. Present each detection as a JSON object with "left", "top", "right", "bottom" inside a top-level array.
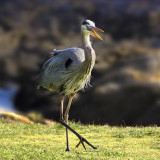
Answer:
[{"left": 0, "top": 120, "right": 160, "bottom": 159}]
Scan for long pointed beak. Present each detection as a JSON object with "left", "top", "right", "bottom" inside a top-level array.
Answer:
[{"left": 88, "top": 26, "right": 104, "bottom": 40}]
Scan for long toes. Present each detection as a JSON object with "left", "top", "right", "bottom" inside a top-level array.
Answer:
[
  {"left": 75, "top": 139, "right": 86, "bottom": 150},
  {"left": 76, "top": 141, "right": 81, "bottom": 148},
  {"left": 81, "top": 140, "right": 86, "bottom": 150}
]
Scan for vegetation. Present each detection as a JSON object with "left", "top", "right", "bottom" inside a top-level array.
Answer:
[{"left": 0, "top": 120, "right": 160, "bottom": 160}]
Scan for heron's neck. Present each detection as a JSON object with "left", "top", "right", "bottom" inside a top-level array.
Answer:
[
  {"left": 81, "top": 31, "right": 95, "bottom": 70},
  {"left": 82, "top": 32, "right": 92, "bottom": 49}
]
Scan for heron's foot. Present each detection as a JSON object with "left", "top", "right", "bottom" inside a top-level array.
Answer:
[
  {"left": 75, "top": 136, "right": 97, "bottom": 150},
  {"left": 76, "top": 138, "right": 86, "bottom": 150},
  {"left": 60, "top": 120, "right": 97, "bottom": 150},
  {"left": 65, "top": 148, "right": 70, "bottom": 152}
]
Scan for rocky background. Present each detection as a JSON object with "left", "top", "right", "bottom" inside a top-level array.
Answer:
[{"left": 0, "top": 0, "right": 160, "bottom": 125}]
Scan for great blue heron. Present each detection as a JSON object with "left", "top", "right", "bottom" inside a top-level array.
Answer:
[{"left": 38, "top": 20, "right": 104, "bottom": 151}]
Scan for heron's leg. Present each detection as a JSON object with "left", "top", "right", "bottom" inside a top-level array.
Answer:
[
  {"left": 60, "top": 94, "right": 96, "bottom": 150},
  {"left": 64, "top": 95, "right": 90, "bottom": 150},
  {"left": 64, "top": 95, "right": 73, "bottom": 151},
  {"left": 60, "top": 95, "right": 65, "bottom": 120},
  {"left": 60, "top": 95, "right": 70, "bottom": 151},
  {"left": 60, "top": 120, "right": 97, "bottom": 150}
]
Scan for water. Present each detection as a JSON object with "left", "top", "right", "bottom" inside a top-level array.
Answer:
[{"left": 0, "top": 85, "right": 19, "bottom": 113}]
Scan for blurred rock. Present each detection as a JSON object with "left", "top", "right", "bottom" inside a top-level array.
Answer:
[{"left": 70, "top": 53, "right": 160, "bottom": 125}]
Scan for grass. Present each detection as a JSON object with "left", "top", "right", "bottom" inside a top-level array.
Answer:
[{"left": 0, "top": 120, "right": 160, "bottom": 160}]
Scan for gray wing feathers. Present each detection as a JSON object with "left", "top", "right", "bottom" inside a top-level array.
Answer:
[
  {"left": 43, "top": 48, "right": 85, "bottom": 71},
  {"left": 39, "top": 48, "right": 86, "bottom": 92},
  {"left": 42, "top": 56, "right": 64, "bottom": 72}
]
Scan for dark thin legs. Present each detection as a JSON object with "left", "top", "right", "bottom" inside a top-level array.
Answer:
[
  {"left": 64, "top": 96, "right": 73, "bottom": 151},
  {"left": 60, "top": 96, "right": 70, "bottom": 151},
  {"left": 65, "top": 126, "right": 70, "bottom": 151},
  {"left": 60, "top": 95, "right": 97, "bottom": 151},
  {"left": 60, "top": 120, "right": 97, "bottom": 150}
]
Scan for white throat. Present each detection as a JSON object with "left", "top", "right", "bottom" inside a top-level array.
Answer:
[{"left": 81, "top": 30, "right": 92, "bottom": 48}]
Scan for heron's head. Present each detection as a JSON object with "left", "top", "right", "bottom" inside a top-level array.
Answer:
[{"left": 81, "top": 20, "right": 104, "bottom": 40}]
